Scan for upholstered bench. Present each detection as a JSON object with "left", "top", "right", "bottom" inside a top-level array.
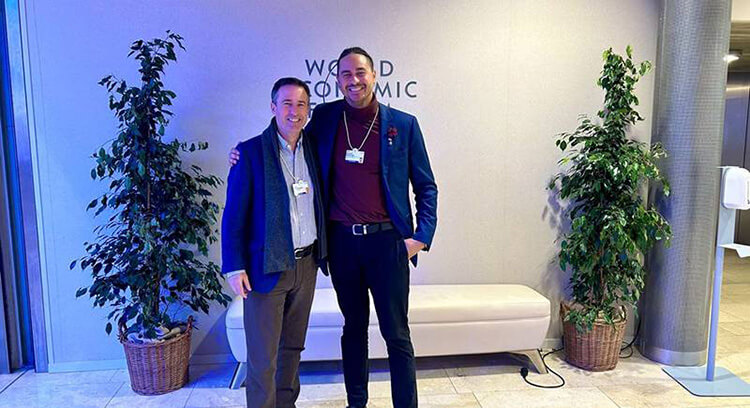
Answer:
[{"left": 225, "top": 284, "right": 551, "bottom": 389}]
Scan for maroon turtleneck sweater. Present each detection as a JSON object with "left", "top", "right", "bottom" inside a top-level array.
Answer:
[{"left": 329, "top": 97, "right": 391, "bottom": 225}]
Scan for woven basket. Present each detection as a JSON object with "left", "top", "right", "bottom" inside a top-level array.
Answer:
[
  {"left": 560, "top": 303, "right": 626, "bottom": 371},
  {"left": 119, "top": 316, "right": 193, "bottom": 395}
]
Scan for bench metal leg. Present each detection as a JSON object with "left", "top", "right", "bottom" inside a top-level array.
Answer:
[
  {"left": 229, "top": 362, "right": 246, "bottom": 389},
  {"left": 517, "top": 349, "right": 548, "bottom": 374}
]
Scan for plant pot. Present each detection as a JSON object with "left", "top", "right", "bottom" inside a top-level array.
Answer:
[
  {"left": 119, "top": 317, "right": 193, "bottom": 395},
  {"left": 560, "top": 302, "right": 626, "bottom": 371}
]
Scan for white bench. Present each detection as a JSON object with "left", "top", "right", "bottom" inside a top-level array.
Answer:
[{"left": 225, "top": 284, "right": 551, "bottom": 388}]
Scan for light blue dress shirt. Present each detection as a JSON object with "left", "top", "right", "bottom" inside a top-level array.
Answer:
[{"left": 226, "top": 132, "right": 317, "bottom": 279}]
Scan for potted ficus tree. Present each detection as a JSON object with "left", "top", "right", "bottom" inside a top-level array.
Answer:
[
  {"left": 71, "top": 31, "right": 231, "bottom": 394},
  {"left": 549, "top": 46, "right": 672, "bottom": 371}
]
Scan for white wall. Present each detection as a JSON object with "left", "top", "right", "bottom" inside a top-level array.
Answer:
[
  {"left": 21, "top": 0, "right": 660, "bottom": 371},
  {"left": 734, "top": 0, "right": 750, "bottom": 21}
]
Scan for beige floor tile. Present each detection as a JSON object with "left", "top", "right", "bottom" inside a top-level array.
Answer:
[
  {"left": 599, "top": 380, "right": 750, "bottom": 408},
  {"left": 718, "top": 347, "right": 747, "bottom": 360},
  {"left": 108, "top": 370, "right": 129, "bottom": 384},
  {"left": 105, "top": 382, "right": 193, "bottom": 408},
  {"left": 297, "top": 399, "right": 348, "bottom": 408},
  {"left": 475, "top": 387, "right": 618, "bottom": 408},
  {"left": 721, "top": 295, "right": 749, "bottom": 305},
  {"left": 298, "top": 375, "right": 458, "bottom": 402},
  {"left": 418, "top": 393, "right": 480, "bottom": 407},
  {"left": 298, "top": 382, "right": 347, "bottom": 402},
  {"left": 0, "top": 381, "right": 122, "bottom": 408},
  {"left": 352, "top": 397, "right": 392, "bottom": 408},
  {"left": 365, "top": 393, "right": 480, "bottom": 408},
  {"left": 12, "top": 369, "right": 119, "bottom": 387},
  {"left": 186, "top": 406, "right": 244, "bottom": 408},
  {"left": 446, "top": 350, "right": 670, "bottom": 394},
  {"left": 418, "top": 373, "right": 460, "bottom": 396},
  {"left": 446, "top": 362, "right": 529, "bottom": 393},
  {"left": 722, "top": 322, "right": 750, "bottom": 336},
  {"left": 720, "top": 326, "right": 739, "bottom": 342},
  {"left": 532, "top": 352, "right": 671, "bottom": 388},
  {"left": 724, "top": 274, "right": 743, "bottom": 285},
  {"left": 724, "top": 271, "right": 750, "bottom": 284},
  {"left": 721, "top": 310, "right": 744, "bottom": 323},
  {"left": 721, "top": 304, "right": 750, "bottom": 322},
  {"left": 368, "top": 377, "right": 457, "bottom": 399},
  {"left": 724, "top": 284, "right": 750, "bottom": 296},
  {"left": 184, "top": 386, "right": 245, "bottom": 407},
  {"left": 185, "top": 406, "right": 244, "bottom": 408},
  {"left": 693, "top": 406, "right": 750, "bottom": 408},
  {"left": 0, "top": 369, "right": 26, "bottom": 392},
  {"left": 716, "top": 335, "right": 750, "bottom": 354}
]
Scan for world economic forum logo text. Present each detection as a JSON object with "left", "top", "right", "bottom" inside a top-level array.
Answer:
[{"left": 302, "top": 57, "right": 417, "bottom": 110}]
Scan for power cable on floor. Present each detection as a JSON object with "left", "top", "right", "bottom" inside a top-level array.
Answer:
[
  {"left": 619, "top": 312, "right": 642, "bottom": 359},
  {"left": 519, "top": 348, "right": 566, "bottom": 389}
]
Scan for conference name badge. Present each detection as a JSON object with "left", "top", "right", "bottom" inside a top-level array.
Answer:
[
  {"left": 345, "top": 148, "right": 365, "bottom": 164},
  {"left": 292, "top": 179, "right": 309, "bottom": 197}
]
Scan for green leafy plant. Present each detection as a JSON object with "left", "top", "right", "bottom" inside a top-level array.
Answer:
[
  {"left": 549, "top": 46, "right": 672, "bottom": 333},
  {"left": 72, "top": 31, "right": 231, "bottom": 339}
]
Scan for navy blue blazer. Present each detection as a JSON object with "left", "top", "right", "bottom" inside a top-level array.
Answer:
[
  {"left": 221, "top": 119, "right": 327, "bottom": 293},
  {"left": 307, "top": 100, "right": 438, "bottom": 263}
]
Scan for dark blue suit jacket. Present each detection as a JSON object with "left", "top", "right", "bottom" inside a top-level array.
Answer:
[
  {"left": 221, "top": 119, "right": 327, "bottom": 293},
  {"left": 307, "top": 100, "right": 438, "bottom": 262}
]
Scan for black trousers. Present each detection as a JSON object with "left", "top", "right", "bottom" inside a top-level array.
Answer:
[
  {"left": 244, "top": 254, "right": 317, "bottom": 408},
  {"left": 328, "top": 223, "right": 417, "bottom": 408}
]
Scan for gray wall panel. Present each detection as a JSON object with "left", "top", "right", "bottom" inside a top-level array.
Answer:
[{"left": 640, "top": 0, "right": 731, "bottom": 366}]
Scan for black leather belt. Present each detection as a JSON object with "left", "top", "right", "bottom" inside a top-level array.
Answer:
[
  {"left": 350, "top": 222, "right": 394, "bottom": 236},
  {"left": 294, "top": 243, "right": 314, "bottom": 259}
]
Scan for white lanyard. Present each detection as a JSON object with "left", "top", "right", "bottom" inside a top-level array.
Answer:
[
  {"left": 343, "top": 106, "right": 379, "bottom": 151},
  {"left": 279, "top": 150, "right": 300, "bottom": 183},
  {"left": 278, "top": 136, "right": 301, "bottom": 182},
  {"left": 278, "top": 142, "right": 310, "bottom": 197}
]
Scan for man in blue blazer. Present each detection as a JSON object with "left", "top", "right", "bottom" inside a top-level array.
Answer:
[
  {"left": 308, "top": 47, "right": 437, "bottom": 408},
  {"left": 221, "top": 77, "right": 327, "bottom": 408},
  {"left": 229, "top": 48, "right": 437, "bottom": 408}
]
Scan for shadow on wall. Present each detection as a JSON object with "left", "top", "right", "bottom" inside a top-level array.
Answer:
[
  {"left": 541, "top": 186, "right": 572, "bottom": 337},
  {"left": 192, "top": 307, "right": 232, "bottom": 358}
]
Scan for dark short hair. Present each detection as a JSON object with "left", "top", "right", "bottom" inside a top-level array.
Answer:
[
  {"left": 337, "top": 47, "right": 375, "bottom": 73},
  {"left": 271, "top": 77, "right": 311, "bottom": 103}
]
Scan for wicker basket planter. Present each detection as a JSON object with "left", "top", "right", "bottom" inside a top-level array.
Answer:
[
  {"left": 560, "top": 303, "right": 626, "bottom": 371},
  {"left": 119, "top": 317, "right": 193, "bottom": 395}
]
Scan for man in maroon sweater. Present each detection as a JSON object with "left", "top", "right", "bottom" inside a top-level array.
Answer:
[{"left": 230, "top": 48, "right": 438, "bottom": 408}]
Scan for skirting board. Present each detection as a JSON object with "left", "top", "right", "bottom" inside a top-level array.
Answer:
[
  {"left": 48, "top": 358, "right": 126, "bottom": 373},
  {"left": 48, "top": 353, "right": 236, "bottom": 373}
]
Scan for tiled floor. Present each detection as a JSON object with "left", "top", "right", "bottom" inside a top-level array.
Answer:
[{"left": 1, "top": 253, "right": 748, "bottom": 408}]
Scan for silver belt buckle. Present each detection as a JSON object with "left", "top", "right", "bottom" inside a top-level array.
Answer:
[
  {"left": 352, "top": 224, "right": 368, "bottom": 236},
  {"left": 294, "top": 245, "right": 310, "bottom": 259}
]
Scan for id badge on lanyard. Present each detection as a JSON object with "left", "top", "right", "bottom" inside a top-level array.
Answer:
[
  {"left": 345, "top": 148, "right": 365, "bottom": 164},
  {"left": 292, "top": 179, "right": 309, "bottom": 197}
]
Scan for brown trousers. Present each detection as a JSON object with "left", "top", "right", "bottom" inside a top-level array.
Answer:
[{"left": 244, "top": 254, "right": 317, "bottom": 408}]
